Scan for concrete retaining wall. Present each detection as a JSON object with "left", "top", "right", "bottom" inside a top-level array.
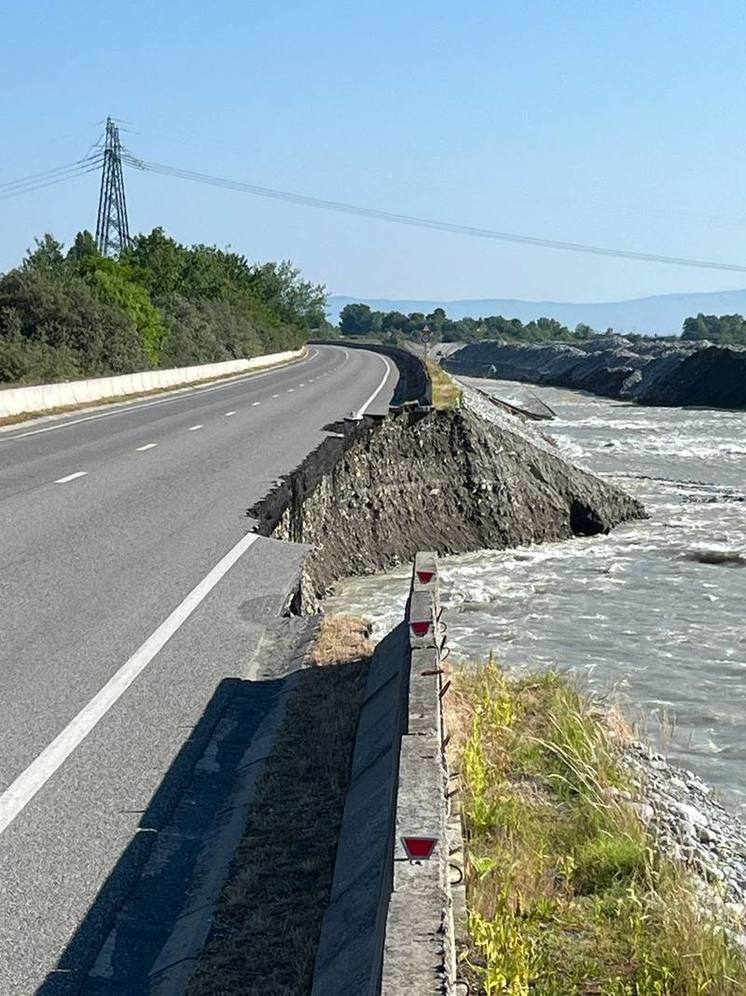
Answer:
[
  {"left": 0, "top": 348, "right": 306, "bottom": 418},
  {"left": 311, "top": 553, "right": 463, "bottom": 996}
]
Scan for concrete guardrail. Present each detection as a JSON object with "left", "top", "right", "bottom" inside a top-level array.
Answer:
[
  {"left": 311, "top": 553, "right": 465, "bottom": 996},
  {"left": 0, "top": 348, "right": 306, "bottom": 419}
]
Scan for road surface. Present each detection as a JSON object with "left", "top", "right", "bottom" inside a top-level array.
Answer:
[{"left": 0, "top": 344, "right": 396, "bottom": 993}]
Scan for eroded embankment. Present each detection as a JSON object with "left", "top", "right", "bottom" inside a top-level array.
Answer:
[
  {"left": 249, "top": 406, "right": 645, "bottom": 609},
  {"left": 445, "top": 338, "right": 746, "bottom": 408}
]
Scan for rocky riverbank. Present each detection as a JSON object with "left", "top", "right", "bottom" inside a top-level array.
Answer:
[
  {"left": 623, "top": 741, "right": 746, "bottom": 917},
  {"left": 249, "top": 404, "right": 645, "bottom": 610},
  {"left": 444, "top": 336, "right": 746, "bottom": 409}
]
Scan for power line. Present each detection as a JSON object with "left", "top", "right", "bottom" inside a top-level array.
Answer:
[
  {"left": 123, "top": 153, "right": 746, "bottom": 274},
  {"left": 0, "top": 162, "right": 99, "bottom": 201},
  {"left": 0, "top": 155, "right": 103, "bottom": 196}
]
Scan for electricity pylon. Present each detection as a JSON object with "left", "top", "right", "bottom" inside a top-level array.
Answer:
[{"left": 95, "top": 117, "right": 131, "bottom": 256}]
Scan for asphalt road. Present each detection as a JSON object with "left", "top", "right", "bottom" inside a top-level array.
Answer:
[{"left": 0, "top": 344, "right": 396, "bottom": 994}]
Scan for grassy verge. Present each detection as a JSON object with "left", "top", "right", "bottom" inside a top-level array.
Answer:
[
  {"left": 448, "top": 661, "right": 746, "bottom": 995},
  {"left": 426, "top": 358, "right": 462, "bottom": 410}
]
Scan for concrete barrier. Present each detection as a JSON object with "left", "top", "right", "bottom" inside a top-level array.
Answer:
[
  {"left": 311, "top": 339, "right": 432, "bottom": 408},
  {"left": 0, "top": 348, "right": 306, "bottom": 419},
  {"left": 311, "top": 553, "right": 463, "bottom": 995}
]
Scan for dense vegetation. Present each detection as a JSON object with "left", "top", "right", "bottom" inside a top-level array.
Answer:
[
  {"left": 681, "top": 312, "right": 746, "bottom": 345},
  {"left": 450, "top": 662, "right": 746, "bottom": 995},
  {"left": 339, "top": 303, "right": 596, "bottom": 344},
  {"left": 0, "top": 229, "right": 326, "bottom": 385}
]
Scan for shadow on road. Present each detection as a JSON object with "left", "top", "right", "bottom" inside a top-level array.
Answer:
[{"left": 38, "top": 674, "right": 286, "bottom": 995}]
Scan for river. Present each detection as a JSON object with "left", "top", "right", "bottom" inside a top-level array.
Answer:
[{"left": 326, "top": 377, "right": 746, "bottom": 812}]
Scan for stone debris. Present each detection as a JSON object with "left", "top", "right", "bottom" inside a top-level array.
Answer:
[{"left": 622, "top": 740, "right": 746, "bottom": 913}]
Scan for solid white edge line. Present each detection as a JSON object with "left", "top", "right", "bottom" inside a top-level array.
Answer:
[
  {"left": 3, "top": 348, "right": 321, "bottom": 441},
  {"left": 136, "top": 443, "right": 158, "bottom": 451},
  {"left": 54, "top": 471, "right": 87, "bottom": 484},
  {"left": 356, "top": 353, "right": 394, "bottom": 416},
  {"left": 0, "top": 532, "right": 260, "bottom": 837}
]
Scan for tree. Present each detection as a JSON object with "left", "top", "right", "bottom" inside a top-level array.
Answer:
[
  {"left": 247, "top": 260, "right": 326, "bottom": 329},
  {"left": 22, "top": 234, "right": 65, "bottom": 276},
  {"left": 66, "top": 230, "right": 99, "bottom": 266},
  {"left": 682, "top": 312, "right": 746, "bottom": 344},
  {"left": 339, "top": 303, "right": 375, "bottom": 335}
]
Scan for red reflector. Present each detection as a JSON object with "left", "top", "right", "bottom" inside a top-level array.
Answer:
[
  {"left": 416, "top": 570, "right": 435, "bottom": 584},
  {"left": 410, "top": 620, "right": 430, "bottom": 637},
  {"left": 402, "top": 836, "right": 438, "bottom": 860}
]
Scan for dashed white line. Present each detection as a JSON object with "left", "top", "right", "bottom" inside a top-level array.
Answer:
[
  {"left": 252, "top": 401, "right": 261, "bottom": 407},
  {"left": 54, "top": 471, "right": 87, "bottom": 484},
  {"left": 224, "top": 411, "right": 236, "bottom": 417},
  {"left": 299, "top": 383, "right": 305, "bottom": 387},
  {"left": 0, "top": 532, "right": 260, "bottom": 837},
  {"left": 187, "top": 424, "right": 203, "bottom": 431},
  {"left": 287, "top": 388, "right": 295, "bottom": 393},
  {"left": 4, "top": 348, "right": 321, "bottom": 441},
  {"left": 136, "top": 443, "right": 158, "bottom": 452},
  {"left": 271, "top": 394, "right": 279, "bottom": 399}
]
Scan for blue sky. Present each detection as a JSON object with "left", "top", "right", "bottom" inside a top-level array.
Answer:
[{"left": 3, "top": 0, "right": 746, "bottom": 303}]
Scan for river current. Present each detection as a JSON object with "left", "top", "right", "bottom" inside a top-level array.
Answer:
[{"left": 326, "top": 378, "right": 746, "bottom": 812}]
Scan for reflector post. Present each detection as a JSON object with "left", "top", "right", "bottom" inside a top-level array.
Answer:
[{"left": 401, "top": 835, "right": 438, "bottom": 860}]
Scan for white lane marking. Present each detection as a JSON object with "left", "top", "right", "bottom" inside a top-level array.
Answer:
[
  {"left": 287, "top": 388, "right": 295, "bottom": 393},
  {"left": 187, "top": 424, "right": 203, "bottom": 431},
  {"left": 356, "top": 354, "right": 394, "bottom": 417},
  {"left": 0, "top": 532, "right": 260, "bottom": 837},
  {"left": 3, "top": 349, "right": 321, "bottom": 441},
  {"left": 271, "top": 394, "right": 279, "bottom": 399},
  {"left": 54, "top": 471, "right": 87, "bottom": 484},
  {"left": 136, "top": 443, "right": 158, "bottom": 452},
  {"left": 252, "top": 401, "right": 261, "bottom": 407},
  {"left": 299, "top": 383, "right": 305, "bottom": 387},
  {"left": 224, "top": 411, "right": 236, "bottom": 417}
]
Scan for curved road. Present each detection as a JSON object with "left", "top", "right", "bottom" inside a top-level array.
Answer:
[{"left": 0, "top": 344, "right": 396, "bottom": 993}]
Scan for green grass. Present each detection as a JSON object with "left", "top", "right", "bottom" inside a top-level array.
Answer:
[
  {"left": 426, "top": 358, "right": 462, "bottom": 410},
  {"left": 448, "top": 662, "right": 746, "bottom": 995}
]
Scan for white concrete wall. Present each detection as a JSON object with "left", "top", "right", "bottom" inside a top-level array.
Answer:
[{"left": 0, "top": 348, "right": 306, "bottom": 418}]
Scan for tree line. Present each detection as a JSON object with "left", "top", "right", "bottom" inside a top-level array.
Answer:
[
  {"left": 0, "top": 228, "right": 327, "bottom": 385},
  {"left": 681, "top": 312, "right": 746, "bottom": 345},
  {"left": 339, "top": 303, "right": 599, "bottom": 344},
  {"left": 340, "top": 302, "right": 746, "bottom": 346}
]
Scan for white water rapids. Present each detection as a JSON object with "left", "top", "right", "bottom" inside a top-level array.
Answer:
[{"left": 326, "top": 378, "right": 746, "bottom": 812}]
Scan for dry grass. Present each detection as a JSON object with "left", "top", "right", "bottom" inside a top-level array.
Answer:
[
  {"left": 426, "top": 358, "right": 462, "bottom": 410},
  {"left": 447, "top": 660, "right": 746, "bottom": 995},
  {"left": 188, "top": 650, "right": 372, "bottom": 996},
  {"left": 310, "top": 613, "right": 374, "bottom": 666}
]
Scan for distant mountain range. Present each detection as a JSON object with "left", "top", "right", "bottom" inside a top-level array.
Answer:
[{"left": 327, "top": 288, "right": 746, "bottom": 336}]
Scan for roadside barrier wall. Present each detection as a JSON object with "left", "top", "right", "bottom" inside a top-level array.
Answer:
[
  {"left": 0, "top": 348, "right": 306, "bottom": 418},
  {"left": 310, "top": 340, "right": 432, "bottom": 408},
  {"left": 311, "top": 553, "right": 464, "bottom": 996}
]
